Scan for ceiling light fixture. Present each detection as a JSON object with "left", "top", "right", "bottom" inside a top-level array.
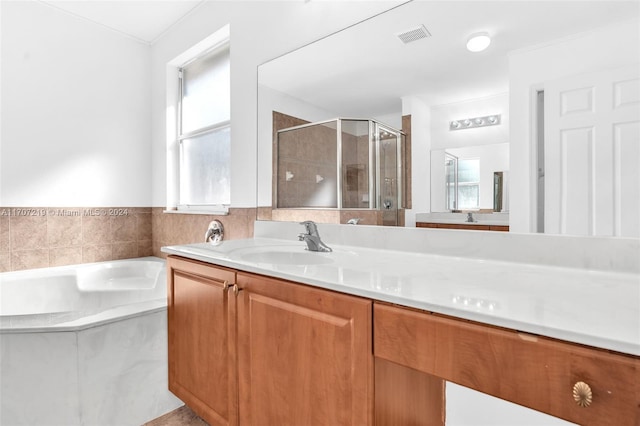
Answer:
[
  {"left": 466, "top": 32, "right": 491, "bottom": 52},
  {"left": 449, "top": 114, "right": 501, "bottom": 131}
]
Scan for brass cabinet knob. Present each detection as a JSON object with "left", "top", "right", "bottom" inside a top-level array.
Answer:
[
  {"left": 232, "top": 284, "right": 242, "bottom": 296},
  {"left": 573, "top": 381, "right": 593, "bottom": 407},
  {"left": 222, "top": 280, "right": 229, "bottom": 291}
]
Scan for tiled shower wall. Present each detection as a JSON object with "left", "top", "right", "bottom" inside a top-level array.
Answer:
[{"left": 0, "top": 207, "right": 256, "bottom": 272}]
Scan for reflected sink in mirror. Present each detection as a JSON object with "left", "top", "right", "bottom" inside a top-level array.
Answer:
[{"left": 229, "top": 245, "right": 337, "bottom": 266}]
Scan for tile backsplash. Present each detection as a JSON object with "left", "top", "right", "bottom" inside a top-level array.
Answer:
[
  {"left": 151, "top": 207, "right": 255, "bottom": 259},
  {"left": 0, "top": 207, "right": 153, "bottom": 272},
  {"left": 0, "top": 207, "right": 256, "bottom": 272}
]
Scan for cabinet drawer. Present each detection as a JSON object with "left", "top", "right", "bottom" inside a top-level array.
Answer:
[{"left": 373, "top": 302, "right": 640, "bottom": 426}]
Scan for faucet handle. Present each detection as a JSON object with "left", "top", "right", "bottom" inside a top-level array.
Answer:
[
  {"left": 299, "top": 220, "right": 318, "bottom": 235},
  {"left": 205, "top": 220, "right": 224, "bottom": 245}
]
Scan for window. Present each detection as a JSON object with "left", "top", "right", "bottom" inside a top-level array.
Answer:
[
  {"left": 177, "top": 40, "right": 230, "bottom": 211},
  {"left": 457, "top": 159, "right": 480, "bottom": 209},
  {"left": 445, "top": 156, "right": 480, "bottom": 210}
]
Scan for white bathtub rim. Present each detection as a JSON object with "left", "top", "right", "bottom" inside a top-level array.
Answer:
[
  {"left": 0, "top": 256, "right": 164, "bottom": 280},
  {"left": 0, "top": 257, "right": 167, "bottom": 334},
  {"left": 0, "top": 300, "right": 167, "bottom": 334}
]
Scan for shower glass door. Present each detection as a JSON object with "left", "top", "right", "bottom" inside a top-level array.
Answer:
[
  {"left": 445, "top": 152, "right": 458, "bottom": 210},
  {"left": 375, "top": 123, "right": 402, "bottom": 226},
  {"left": 341, "top": 119, "right": 370, "bottom": 208}
]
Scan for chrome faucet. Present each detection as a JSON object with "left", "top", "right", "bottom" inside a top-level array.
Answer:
[
  {"left": 298, "top": 221, "right": 332, "bottom": 252},
  {"left": 205, "top": 220, "right": 224, "bottom": 245},
  {"left": 466, "top": 212, "right": 475, "bottom": 223}
]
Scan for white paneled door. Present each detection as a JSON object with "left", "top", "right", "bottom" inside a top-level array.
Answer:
[{"left": 544, "top": 64, "right": 640, "bottom": 237}]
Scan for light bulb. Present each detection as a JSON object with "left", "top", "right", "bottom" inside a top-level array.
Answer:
[{"left": 466, "top": 32, "right": 491, "bottom": 52}]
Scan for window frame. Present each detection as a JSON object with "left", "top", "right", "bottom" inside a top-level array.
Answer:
[
  {"left": 456, "top": 158, "right": 480, "bottom": 209},
  {"left": 166, "top": 25, "right": 231, "bottom": 215}
]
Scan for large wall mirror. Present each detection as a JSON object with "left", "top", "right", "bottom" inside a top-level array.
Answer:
[{"left": 257, "top": 1, "right": 640, "bottom": 236}]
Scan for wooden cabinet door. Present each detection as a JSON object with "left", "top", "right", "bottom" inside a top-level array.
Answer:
[
  {"left": 167, "top": 256, "right": 238, "bottom": 426},
  {"left": 236, "top": 272, "right": 373, "bottom": 426}
]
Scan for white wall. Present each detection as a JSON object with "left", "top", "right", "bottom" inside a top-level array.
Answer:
[
  {"left": 0, "top": 0, "right": 399, "bottom": 208},
  {"left": 509, "top": 18, "right": 640, "bottom": 233},
  {"left": 150, "top": 1, "right": 403, "bottom": 208},
  {"left": 0, "top": 1, "right": 151, "bottom": 206},
  {"left": 431, "top": 93, "right": 509, "bottom": 151},
  {"left": 402, "top": 95, "right": 431, "bottom": 227}
]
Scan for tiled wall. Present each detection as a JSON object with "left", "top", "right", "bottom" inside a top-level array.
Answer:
[
  {"left": 277, "top": 123, "right": 338, "bottom": 208},
  {"left": 0, "top": 207, "right": 256, "bottom": 272},
  {"left": 151, "top": 208, "right": 255, "bottom": 258},
  {"left": 0, "top": 207, "right": 152, "bottom": 272}
]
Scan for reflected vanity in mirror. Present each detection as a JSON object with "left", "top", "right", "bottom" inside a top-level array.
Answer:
[{"left": 257, "top": 1, "right": 640, "bottom": 236}]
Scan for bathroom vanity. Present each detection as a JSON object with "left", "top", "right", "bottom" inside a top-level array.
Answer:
[
  {"left": 416, "top": 222, "right": 509, "bottom": 232},
  {"left": 163, "top": 223, "right": 639, "bottom": 426},
  {"left": 415, "top": 212, "right": 510, "bottom": 232}
]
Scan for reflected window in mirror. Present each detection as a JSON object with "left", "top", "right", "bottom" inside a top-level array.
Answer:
[
  {"left": 445, "top": 156, "right": 480, "bottom": 211},
  {"left": 457, "top": 159, "right": 480, "bottom": 209}
]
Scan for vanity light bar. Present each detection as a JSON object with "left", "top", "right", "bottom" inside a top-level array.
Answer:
[{"left": 449, "top": 114, "right": 501, "bottom": 131}]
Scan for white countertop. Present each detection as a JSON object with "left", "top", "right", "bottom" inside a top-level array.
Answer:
[
  {"left": 162, "top": 235, "right": 640, "bottom": 357},
  {"left": 417, "top": 219, "right": 509, "bottom": 226},
  {"left": 416, "top": 212, "right": 510, "bottom": 226}
]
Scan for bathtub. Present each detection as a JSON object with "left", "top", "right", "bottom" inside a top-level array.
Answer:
[{"left": 0, "top": 257, "right": 182, "bottom": 426}]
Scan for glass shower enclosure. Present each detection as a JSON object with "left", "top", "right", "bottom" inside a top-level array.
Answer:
[{"left": 275, "top": 118, "right": 405, "bottom": 226}]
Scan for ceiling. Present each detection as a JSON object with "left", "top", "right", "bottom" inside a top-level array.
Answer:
[
  {"left": 39, "top": 0, "right": 206, "bottom": 44},
  {"left": 259, "top": 1, "right": 640, "bottom": 116}
]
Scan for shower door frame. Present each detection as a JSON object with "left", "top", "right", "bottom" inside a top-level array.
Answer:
[{"left": 274, "top": 117, "right": 405, "bottom": 213}]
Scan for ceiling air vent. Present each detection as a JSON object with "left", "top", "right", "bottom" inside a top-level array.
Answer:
[{"left": 396, "top": 24, "right": 431, "bottom": 44}]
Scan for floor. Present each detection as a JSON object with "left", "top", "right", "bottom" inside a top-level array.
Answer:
[{"left": 143, "top": 406, "right": 208, "bottom": 426}]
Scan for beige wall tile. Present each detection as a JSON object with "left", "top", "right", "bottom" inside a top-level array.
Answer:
[
  {"left": 82, "top": 216, "right": 112, "bottom": 245},
  {"left": 138, "top": 240, "right": 153, "bottom": 257},
  {"left": 0, "top": 206, "right": 255, "bottom": 271},
  {"left": 151, "top": 208, "right": 169, "bottom": 243},
  {"left": 11, "top": 215, "right": 48, "bottom": 251},
  {"left": 137, "top": 213, "right": 152, "bottom": 241},
  {"left": 0, "top": 216, "right": 10, "bottom": 252},
  {"left": 113, "top": 242, "right": 137, "bottom": 260},
  {"left": 12, "top": 250, "right": 49, "bottom": 270},
  {"left": 83, "top": 244, "right": 113, "bottom": 263},
  {"left": 50, "top": 247, "right": 82, "bottom": 267},
  {"left": 47, "top": 213, "right": 82, "bottom": 247},
  {"left": 111, "top": 215, "right": 137, "bottom": 242},
  {"left": 152, "top": 241, "right": 168, "bottom": 259},
  {"left": 0, "top": 253, "right": 10, "bottom": 273}
]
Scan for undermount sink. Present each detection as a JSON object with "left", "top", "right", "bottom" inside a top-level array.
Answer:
[{"left": 230, "top": 245, "right": 335, "bottom": 266}]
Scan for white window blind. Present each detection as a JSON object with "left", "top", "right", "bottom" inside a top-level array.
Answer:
[{"left": 178, "top": 43, "right": 230, "bottom": 210}]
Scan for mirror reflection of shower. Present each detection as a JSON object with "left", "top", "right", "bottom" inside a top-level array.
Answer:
[{"left": 275, "top": 118, "right": 405, "bottom": 226}]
